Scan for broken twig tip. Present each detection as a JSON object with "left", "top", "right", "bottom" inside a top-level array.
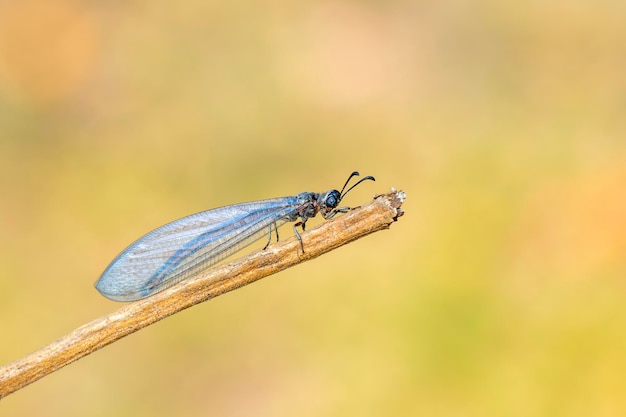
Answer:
[{"left": 374, "top": 188, "right": 406, "bottom": 221}]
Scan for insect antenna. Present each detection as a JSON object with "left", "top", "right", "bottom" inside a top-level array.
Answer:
[{"left": 339, "top": 171, "right": 376, "bottom": 201}]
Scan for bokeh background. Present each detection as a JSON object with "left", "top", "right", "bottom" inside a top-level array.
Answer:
[{"left": 1, "top": 1, "right": 625, "bottom": 416}]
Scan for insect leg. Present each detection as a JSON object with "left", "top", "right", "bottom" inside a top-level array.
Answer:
[
  {"left": 324, "top": 206, "right": 352, "bottom": 220},
  {"left": 263, "top": 224, "right": 272, "bottom": 250},
  {"left": 263, "top": 222, "right": 281, "bottom": 250},
  {"left": 293, "top": 221, "right": 305, "bottom": 252}
]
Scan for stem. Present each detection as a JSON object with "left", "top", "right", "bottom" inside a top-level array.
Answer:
[{"left": 0, "top": 190, "right": 405, "bottom": 399}]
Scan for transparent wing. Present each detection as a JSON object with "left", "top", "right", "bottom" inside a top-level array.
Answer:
[{"left": 95, "top": 197, "right": 300, "bottom": 301}]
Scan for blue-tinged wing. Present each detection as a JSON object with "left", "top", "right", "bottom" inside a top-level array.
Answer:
[{"left": 95, "top": 197, "right": 300, "bottom": 302}]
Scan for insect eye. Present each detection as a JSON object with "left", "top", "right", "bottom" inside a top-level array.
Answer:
[{"left": 325, "top": 192, "right": 339, "bottom": 208}]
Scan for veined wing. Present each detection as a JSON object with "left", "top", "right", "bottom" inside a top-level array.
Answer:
[{"left": 96, "top": 197, "right": 300, "bottom": 301}]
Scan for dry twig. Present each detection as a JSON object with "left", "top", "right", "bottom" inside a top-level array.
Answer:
[{"left": 0, "top": 190, "right": 405, "bottom": 399}]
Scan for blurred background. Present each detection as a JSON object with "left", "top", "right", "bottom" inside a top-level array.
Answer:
[{"left": 1, "top": 0, "right": 625, "bottom": 416}]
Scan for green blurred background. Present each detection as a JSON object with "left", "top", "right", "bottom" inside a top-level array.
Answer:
[{"left": 1, "top": 1, "right": 625, "bottom": 416}]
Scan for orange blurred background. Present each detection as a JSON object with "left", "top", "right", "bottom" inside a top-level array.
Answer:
[{"left": 1, "top": 1, "right": 625, "bottom": 416}]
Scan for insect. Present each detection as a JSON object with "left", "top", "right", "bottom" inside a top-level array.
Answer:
[{"left": 95, "top": 171, "right": 375, "bottom": 301}]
